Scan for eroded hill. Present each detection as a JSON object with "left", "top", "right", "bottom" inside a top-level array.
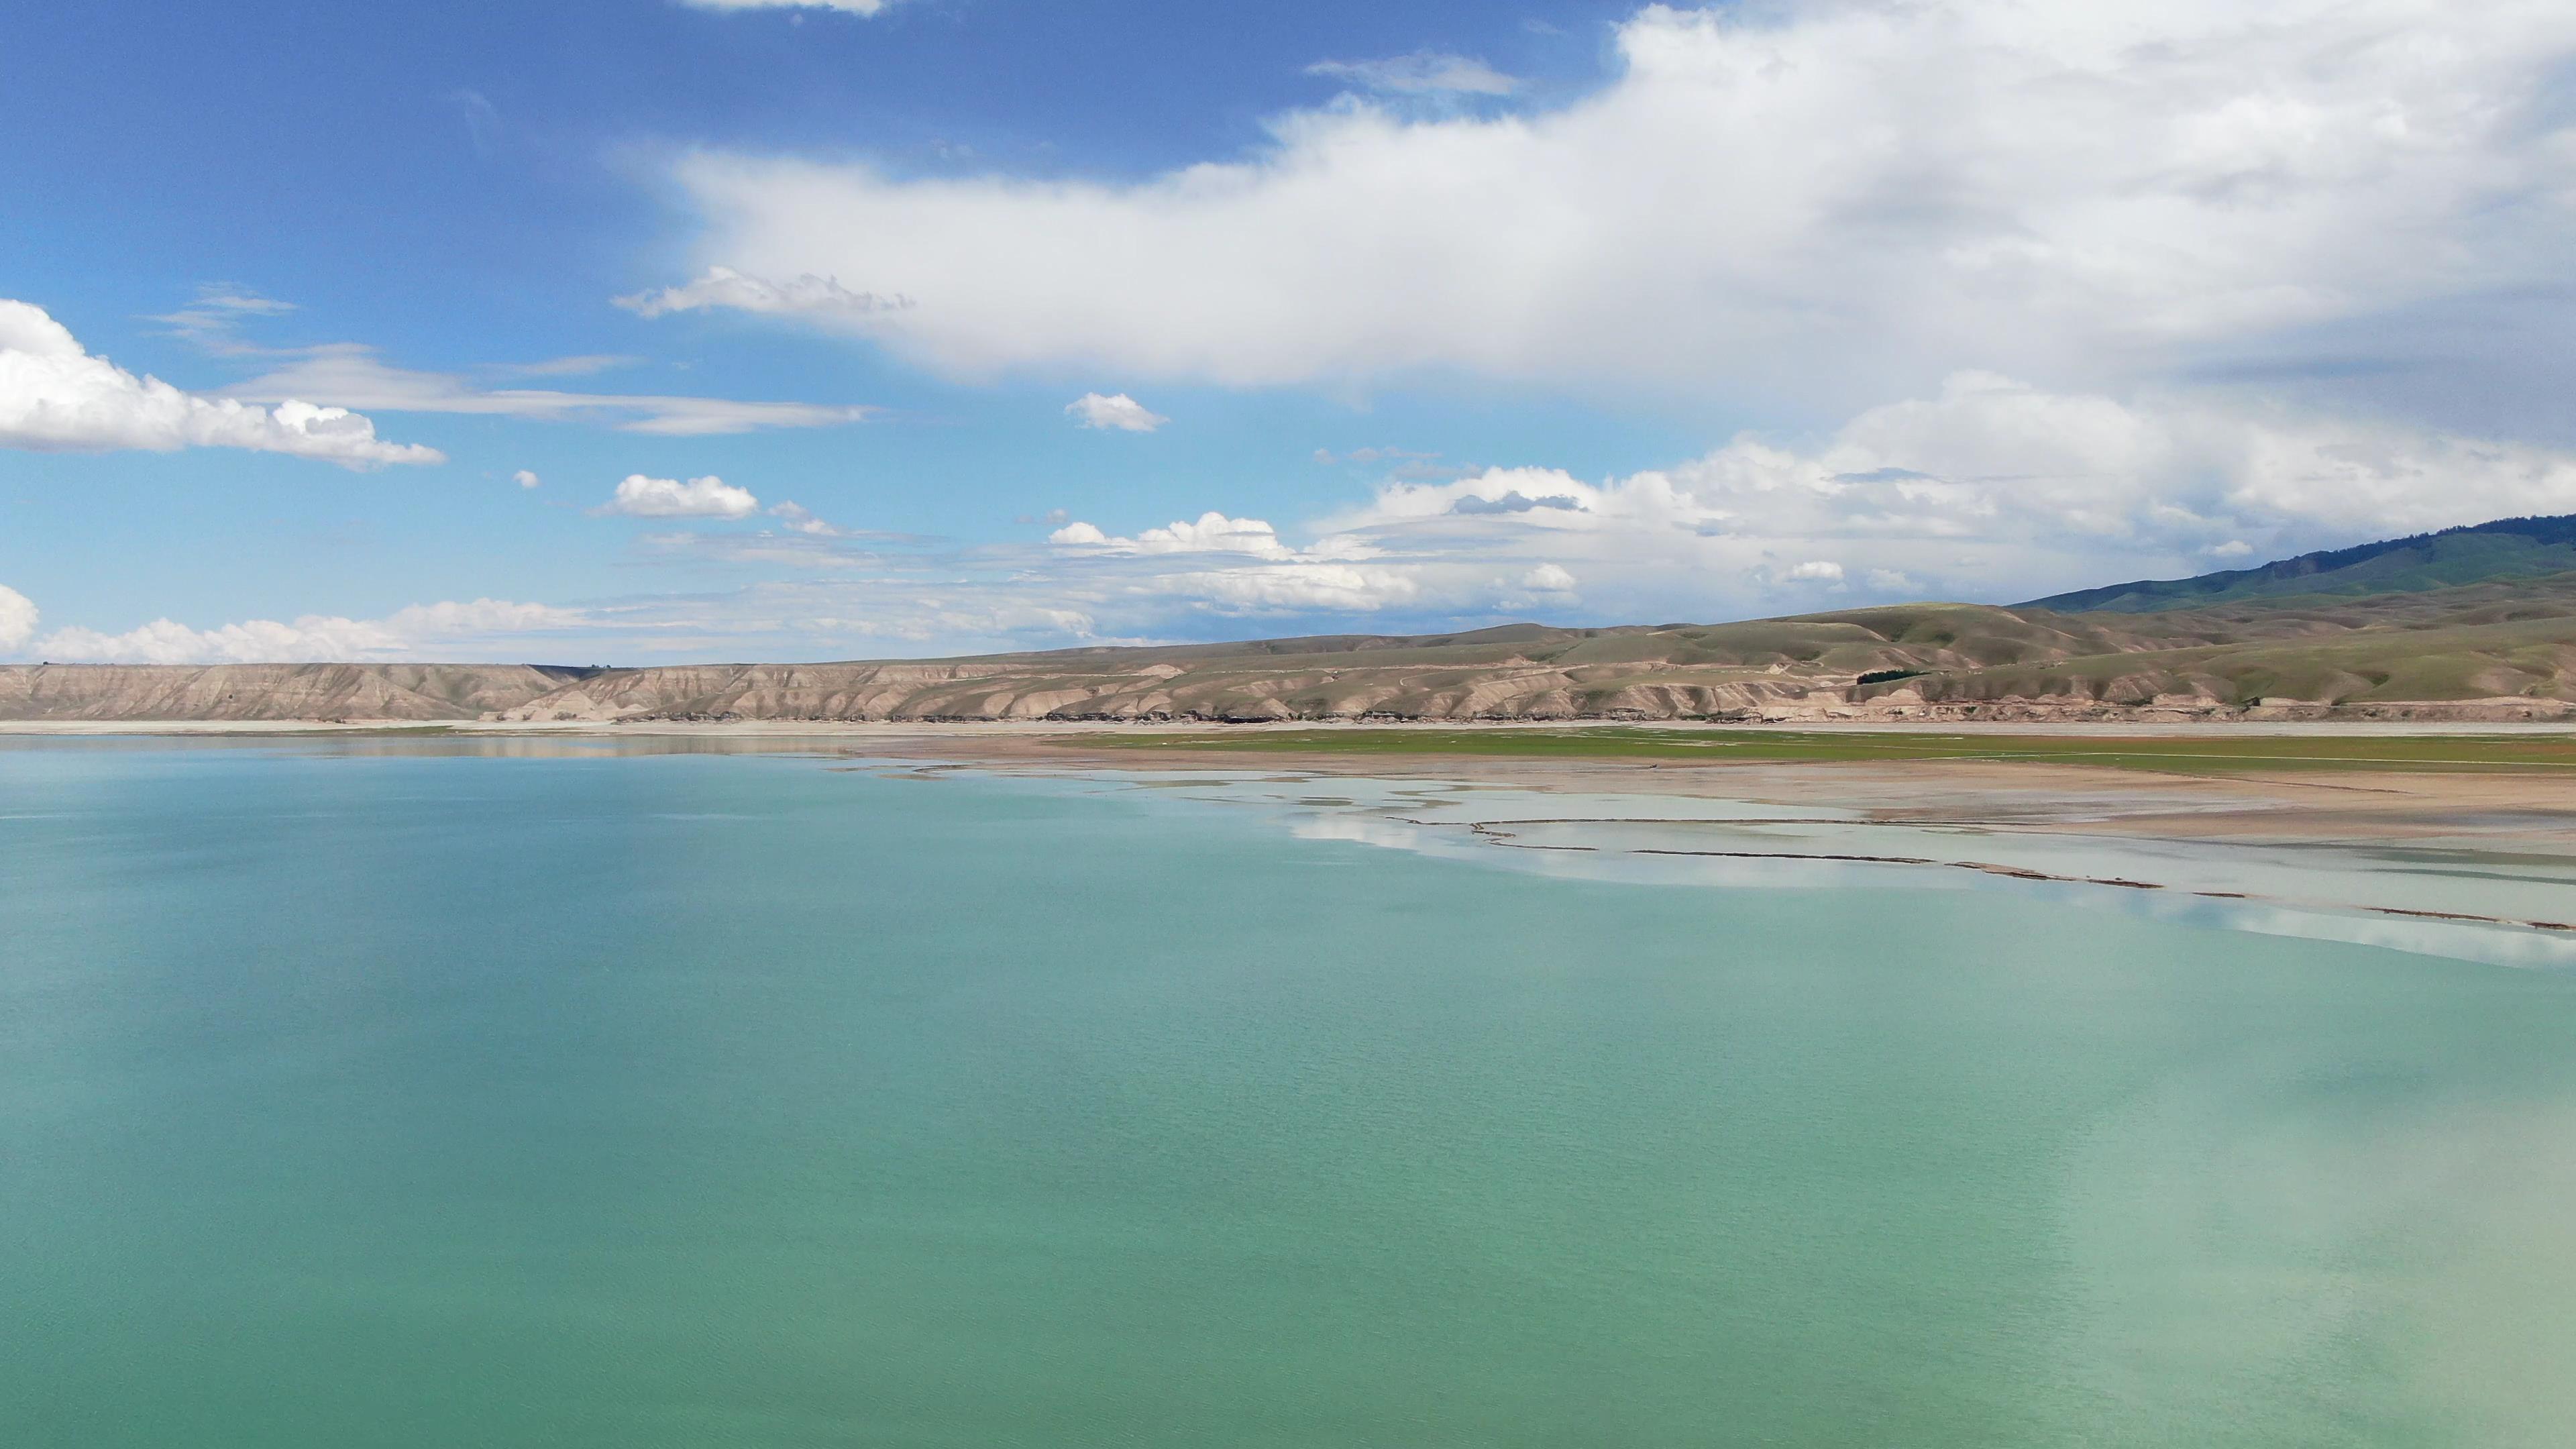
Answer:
[
  {"left": 10, "top": 564, "right": 2576, "bottom": 726},
  {"left": 0, "top": 663, "right": 594, "bottom": 722}
]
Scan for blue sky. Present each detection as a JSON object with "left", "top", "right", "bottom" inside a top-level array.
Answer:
[{"left": 5, "top": 0, "right": 2574, "bottom": 663}]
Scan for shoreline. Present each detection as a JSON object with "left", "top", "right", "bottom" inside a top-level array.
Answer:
[
  {"left": 7, "top": 715, "right": 2576, "bottom": 737},
  {"left": 9, "top": 718, "right": 2573, "bottom": 851},
  {"left": 8, "top": 716, "right": 2574, "bottom": 961}
]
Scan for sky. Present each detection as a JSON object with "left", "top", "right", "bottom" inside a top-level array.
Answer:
[{"left": 3, "top": 0, "right": 2574, "bottom": 665}]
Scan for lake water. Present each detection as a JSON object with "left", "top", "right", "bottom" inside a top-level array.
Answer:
[{"left": 6, "top": 740, "right": 2575, "bottom": 1447}]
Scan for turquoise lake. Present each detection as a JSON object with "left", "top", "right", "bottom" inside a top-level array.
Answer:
[{"left": 5, "top": 739, "right": 2575, "bottom": 1447}]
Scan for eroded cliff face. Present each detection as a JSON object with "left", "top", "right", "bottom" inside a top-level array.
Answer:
[
  {"left": 0, "top": 663, "right": 588, "bottom": 721},
  {"left": 8, "top": 591, "right": 2573, "bottom": 724}
]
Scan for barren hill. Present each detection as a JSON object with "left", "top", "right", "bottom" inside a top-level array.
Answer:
[
  {"left": 11, "top": 515, "right": 2576, "bottom": 724},
  {"left": 8, "top": 573, "right": 2573, "bottom": 725},
  {"left": 0, "top": 663, "right": 594, "bottom": 723}
]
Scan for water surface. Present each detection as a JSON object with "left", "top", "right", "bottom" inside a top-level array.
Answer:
[{"left": 5, "top": 741, "right": 2574, "bottom": 1446}]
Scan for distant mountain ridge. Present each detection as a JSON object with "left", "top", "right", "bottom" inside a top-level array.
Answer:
[
  {"left": 6, "top": 516, "right": 2574, "bottom": 723},
  {"left": 2023, "top": 514, "right": 2576, "bottom": 612}
]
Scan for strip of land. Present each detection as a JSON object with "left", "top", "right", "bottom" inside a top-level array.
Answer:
[{"left": 5, "top": 572, "right": 2574, "bottom": 727}]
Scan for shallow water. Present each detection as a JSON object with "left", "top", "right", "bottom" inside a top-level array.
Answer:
[{"left": 6, "top": 741, "right": 2575, "bottom": 1447}]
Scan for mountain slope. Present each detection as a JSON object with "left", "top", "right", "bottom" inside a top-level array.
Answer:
[{"left": 2023, "top": 514, "right": 2576, "bottom": 612}]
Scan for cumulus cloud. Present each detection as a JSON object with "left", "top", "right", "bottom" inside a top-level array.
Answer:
[
  {"left": 223, "top": 345, "right": 873, "bottom": 436},
  {"left": 1065, "top": 392, "right": 1169, "bottom": 432},
  {"left": 513, "top": 469, "right": 541, "bottom": 488},
  {"left": 35, "top": 598, "right": 585, "bottom": 665},
  {"left": 1321, "top": 372, "right": 2576, "bottom": 610},
  {"left": 0, "top": 300, "right": 441, "bottom": 468},
  {"left": 0, "top": 584, "right": 36, "bottom": 651},
  {"left": 908, "top": 374, "right": 2575, "bottom": 638},
  {"left": 636, "top": 0, "right": 2576, "bottom": 427},
  {"left": 1050, "top": 511, "right": 1289, "bottom": 556},
  {"left": 1307, "top": 53, "right": 1521, "bottom": 97},
  {"left": 599, "top": 474, "right": 762, "bottom": 519}
]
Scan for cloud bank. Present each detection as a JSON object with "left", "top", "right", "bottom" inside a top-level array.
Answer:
[
  {"left": 0, "top": 585, "right": 36, "bottom": 651},
  {"left": 33, "top": 598, "right": 584, "bottom": 665},
  {"left": 0, "top": 300, "right": 441, "bottom": 468},
  {"left": 637, "top": 0, "right": 2576, "bottom": 421}
]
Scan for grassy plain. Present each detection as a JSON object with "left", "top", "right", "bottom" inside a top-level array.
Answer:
[{"left": 1081, "top": 727, "right": 2576, "bottom": 773}]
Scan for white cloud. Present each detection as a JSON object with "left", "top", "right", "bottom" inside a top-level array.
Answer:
[
  {"left": 1064, "top": 392, "right": 1169, "bottom": 433},
  {"left": 513, "top": 469, "right": 542, "bottom": 488},
  {"left": 1165, "top": 563, "right": 1426, "bottom": 613},
  {"left": 0, "top": 300, "right": 441, "bottom": 468},
  {"left": 1521, "top": 564, "right": 1578, "bottom": 592},
  {"left": 223, "top": 345, "right": 873, "bottom": 436},
  {"left": 637, "top": 1, "right": 2576, "bottom": 419},
  {"left": 598, "top": 473, "right": 761, "bottom": 519},
  {"left": 0, "top": 584, "right": 36, "bottom": 651},
  {"left": 35, "top": 598, "right": 585, "bottom": 665},
  {"left": 1307, "top": 53, "right": 1521, "bottom": 97},
  {"left": 614, "top": 266, "right": 912, "bottom": 321},
  {"left": 1313, "top": 372, "right": 2576, "bottom": 608},
  {"left": 1050, "top": 511, "right": 1289, "bottom": 556},
  {"left": 767, "top": 500, "right": 845, "bottom": 536}
]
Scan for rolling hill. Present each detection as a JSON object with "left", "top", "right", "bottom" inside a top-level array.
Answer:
[
  {"left": 2024, "top": 514, "right": 2576, "bottom": 612},
  {"left": 6, "top": 516, "right": 2574, "bottom": 724}
]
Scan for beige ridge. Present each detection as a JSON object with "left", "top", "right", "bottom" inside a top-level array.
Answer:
[{"left": 7, "top": 580, "right": 2575, "bottom": 724}]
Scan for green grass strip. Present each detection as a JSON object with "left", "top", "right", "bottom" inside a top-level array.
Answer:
[{"left": 1078, "top": 727, "right": 2576, "bottom": 772}]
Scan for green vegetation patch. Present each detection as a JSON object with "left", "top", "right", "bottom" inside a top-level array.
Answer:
[{"left": 1079, "top": 727, "right": 2576, "bottom": 773}]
